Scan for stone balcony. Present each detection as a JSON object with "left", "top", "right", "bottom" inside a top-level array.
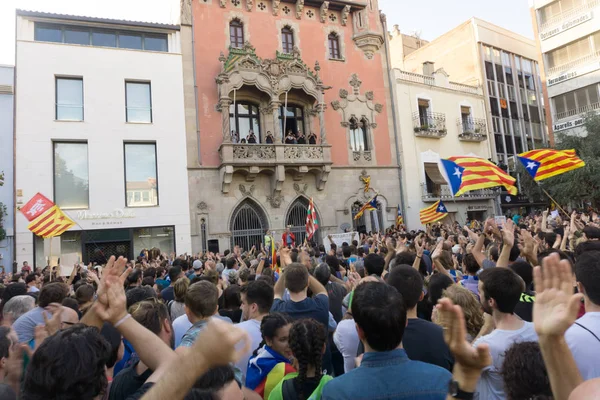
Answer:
[
  {"left": 219, "top": 143, "right": 332, "bottom": 194},
  {"left": 421, "top": 183, "right": 498, "bottom": 202},
  {"left": 457, "top": 117, "right": 488, "bottom": 142}
]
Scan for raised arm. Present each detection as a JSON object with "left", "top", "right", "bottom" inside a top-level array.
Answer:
[
  {"left": 431, "top": 241, "right": 452, "bottom": 279},
  {"left": 471, "top": 230, "right": 487, "bottom": 269},
  {"left": 412, "top": 236, "right": 424, "bottom": 272},
  {"left": 496, "top": 220, "right": 515, "bottom": 268}
]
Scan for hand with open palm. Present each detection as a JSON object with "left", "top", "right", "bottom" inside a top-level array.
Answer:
[{"left": 533, "top": 253, "right": 583, "bottom": 338}]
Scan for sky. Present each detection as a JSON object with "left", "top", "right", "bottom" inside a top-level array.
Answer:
[{"left": 0, "top": 0, "right": 534, "bottom": 66}]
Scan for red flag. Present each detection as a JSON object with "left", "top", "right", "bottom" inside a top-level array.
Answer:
[
  {"left": 21, "top": 193, "right": 54, "bottom": 222},
  {"left": 306, "top": 198, "right": 319, "bottom": 240}
]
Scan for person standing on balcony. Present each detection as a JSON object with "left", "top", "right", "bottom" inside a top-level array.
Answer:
[
  {"left": 282, "top": 227, "right": 296, "bottom": 248},
  {"left": 231, "top": 130, "right": 239, "bottom": 143},
  {"left": 248, "top": 131, "right": 257, "bottom": 144},
  {"left": 296, "top": 132, "right": 306, "bottom": 144},
  {"left": 308, "top": 132, "right": 317, "bottom": 144},
  {"left": 285, "top": 131, "right": 296, "bottom": 144},
  {"left": 265, "top": 131, "right": 274, "bottom": 144}
]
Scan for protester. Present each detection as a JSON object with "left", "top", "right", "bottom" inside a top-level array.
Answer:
[
  {"left": 160, "top": 266, "right": 183, "bottom": 302},
  {"left": 167, "top": 277, "right": 189, "bottom": 322}
]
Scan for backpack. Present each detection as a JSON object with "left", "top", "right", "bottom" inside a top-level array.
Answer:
[{"left": 269, "top": 373, "right": 333, "bottom": 400}]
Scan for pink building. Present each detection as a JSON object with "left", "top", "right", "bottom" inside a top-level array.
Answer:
[{"left": 181, "top": 0, "right": 402, "bottom": 251}]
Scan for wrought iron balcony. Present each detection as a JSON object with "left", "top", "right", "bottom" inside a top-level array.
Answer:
[
  {"left": 412, "top": 111, "right": 447, "bottom": 138},
  {"left": 457, "top": 117, "right": 488, "bottom": 142},
  {"left": 421, "top": 183, "right": 498, "bottom": 202}
]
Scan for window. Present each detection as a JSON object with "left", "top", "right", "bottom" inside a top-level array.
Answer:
[
  {"left": 54, "top": 142, "right": 89, "bottom": 209},
  {"left": 33, "top": 23, "right": 168, "bottom": 52},
  {"left": 126, "top": 82, "right": 152, "bottom": 123},
  {"left": 547, "top": 36, "right": 593, "bottom": 69},
  {"left": 417, "top": 98, "right": 431, "bottom": 126},
  {"left": 92, "top": 30, "right": 117, "bottom": 47},
  {"left": 461, "top": 106, "right": 472, "bottom": 132},
  {"left": 554, "top": 83, "right": 600, "bottom": 118},
  {"left": 328, "top": 33, "right": 341, "bottom": 59},
  {"left": 56, "top": 77, "right": 84, "bottom": 121},
  {"left": 349, "top": 117, "right": 369, "bottom": 152},
  {"left": 282, "top": 27, "right": 294, "bottom": 54},
  {"left": 230, "top": 103, "right": 261, "bottom": 141},
  {"left": 230, "top": 19, "right": 244, "bottom": 49},
  {"left": 35, "top": 24, "right": 62, "bottom": 42},
  {"left": 279, "top": 105, "right": 305, "bottom": 136},
  {"left": 124, "top": 143, "right": 158, "bottom": 207}
]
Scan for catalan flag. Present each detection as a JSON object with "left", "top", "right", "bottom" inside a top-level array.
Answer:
[
  {"left": 270, "top": 236, "right": 279, "bottom": 274},
  {"left": 518, "top": 149, "right": 585, "bottom": 181},
  {"left": 21, "top": 193, "right": 75, "bottom": 238},
  {"left": 306, "top": 198, "right": 319, "bottom": 240},
  {"left": 354, "top": 195, "right": 378, "bottom": 220},
  {"left": 420, "top": 200, "right": 448, "bottom": 225},
  {"left": 396, "top": 205, "right": 404, "bottom": 227},
  {"left": 361, "top": 176, "right": 371, "bottom": 193},
  {"left": 440, "top": 156, "right": 517, "bottom": 196}
]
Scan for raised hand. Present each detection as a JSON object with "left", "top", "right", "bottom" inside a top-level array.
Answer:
[
  {"left": 42, "top": 303, "right": 65, "bottom": 336},
  {"left": 533, "top": 253, "right": 583, "bottom": 338},
  {"left": 431, "top": 240, "right": 444, "bottom": 260},
  {"left": 95, "top": 276, "right": 128, "bottom": 325},
  {"left": 97, "top": 256, "right": 131, "bottom": 305},
  {"left": 502, "top": 219, "right": 516, "bottom": 248}
]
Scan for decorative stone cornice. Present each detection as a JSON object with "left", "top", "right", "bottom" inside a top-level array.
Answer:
[
  {"left": 320, "top": 1, "right": 329, "bottom": 23},
  {"left": 341, "top": 5, "right": 351, "bottom": 26},
  {"left": 246, "top": 0, "right": 254, "bottom": 11},
  {"left": 352, "top": 31, "right": 384, "bottom": 59},
  {"left": 272, "top": 0, "right": 280, "bottom": 15},
  {"left": 220, "top": 0, "right": 227, "bottom": 7},
  {"left": 296, "top": 0, "right": 304, "bottom": 19}
]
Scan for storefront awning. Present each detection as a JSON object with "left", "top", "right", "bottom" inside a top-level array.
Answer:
[{"left": 424, "top": 163, "right": 447, "bottom": 185}]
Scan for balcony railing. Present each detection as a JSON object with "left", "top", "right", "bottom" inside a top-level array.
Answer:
[
  {"left": 539, "top": 0, "right": 599, "bottom": 34},
  {"left": 421, "top": 183, "right": 498, "bottom": 202},
  {"left": 555, "top": 101, "right": 600, "bottom": 120},
  {"left": 413, "top": 111, "right": 447, "bottom": 138},
  {"left": 457, "top": 118, "right": 488, "bottom": 142},
  {"left": 220, "top": 143, "right": 332, "bottom": 165},
  {"left": 547, "top": 51, "right": 600, "bottom": 77},
  {"left": 396, "top": 70, "right": 435, "bottom": 86}
]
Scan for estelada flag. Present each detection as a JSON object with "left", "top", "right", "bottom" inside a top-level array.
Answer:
[{"left": 21, "top": 193, "right": 75, "bottom": 238}]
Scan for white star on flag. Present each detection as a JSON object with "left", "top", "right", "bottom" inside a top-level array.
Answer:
[
  {"left": 526, "top": 161, "right": 537, "bottom": 170},
  {"left": 453, "top": 168, "right": 462, "bottom": 178}
]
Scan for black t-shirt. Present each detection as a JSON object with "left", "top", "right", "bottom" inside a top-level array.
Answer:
[
  {"left": 219, "top": 308, "right": 242, "bottom": 324},
  {"left": 514, "top": 291, "right": 535, "bottom": 322},
  {"left": 109, "top": 361, "right": 153, "bottom": 400},
  {"left": 403, "top": 318, "right": 454, "bottom": 371},
  {"left": 124, "top": 382, "right": 154, "bottom": 400},
  {"left": 160, "top": 286, "right": 174, "bottom": 302},
  {"left": 326, "top": 282, "right": 347, "bottom": 323}
]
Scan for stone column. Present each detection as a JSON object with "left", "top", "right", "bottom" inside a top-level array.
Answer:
[
  {"left": 220, "top": 98, "right": 232, "bottom": 143},
  {"left": 318, "top": 97, "right": 328, "bottom": 145},
  {"left": 270, "top": 101, "right": 282, "bottom": 144}
]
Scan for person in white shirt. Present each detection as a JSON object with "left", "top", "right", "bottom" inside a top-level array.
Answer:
[
  {"left": 473, "top": 267, "right": 538, "bottom": 400},
  {"left": 235, "top": 280, "right": 274, "bottom": 381},
  {"left": 25, "top": 273, "right": 41, "bottom": 293},
  {"left": 565, "top": 250, "right": 600, "bottom": 380}
]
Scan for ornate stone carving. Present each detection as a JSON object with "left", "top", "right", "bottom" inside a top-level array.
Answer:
[
  {"left": 319, "top": 1, "right": 329, "bottom": 23},
  {"left": 331, "top": 100, "right": 341, "bottom": 111},
  {"left": 232, "top": 0, "right": 241, "bottom": 6},
  {"left": 349, "top": 74, "right": 362, "bottom": 95},
  {"left": 246, "top": 0, "right": 254, "bottom": 11},
  {"left": 197, "top": 201, "right": 208, "bottom": 211},
  {"left": 339, "top": 88, "right": 348, "bottom": 99},
  {"left": 363, "top": 151, "right": 372, "bottom": 161},
  {"left": 272, "top": 0, "right": 280, "bottom": 15},
  {"left": 221, "top": 165, "right": 234, "bottom": 193},
  {"left": 340, "top": 121, "right": 350, "bottom": 127},
  {"left": 293, "top": 183, "right": 308, "bottom": 195},
  {"left": 353, "top": 32, "right": 384, "bottom": 59},
  {"left": 233, "top": 145, "right": 276, "bottom": 160},
  {"left": 341, "top": 5, "right": 351, "bottom": 26},
  {"left": 374, "top": 104, "right": 383, "bottom": 113},
  {"left": 371, "top": 122, "right": 378, "bottom": 129},
  {"left": 267, "top": 193, "right": 284, "bottom": 208},
  {"left": 284, "top": 146, "right": 324, "bottom": 160},
  {"left": 219, "top": 0, "right": 227, "bottom": 7},
  {"left": 239, "top": 184, "right": 256, "bottom": 197},
  {"left": 353, "top": 152, "right": 361, "bottom": 161},
  {"left": 258, "top": 1, "right": 266, "bottom": 10},
  {"left": 180, "top": 0, "right": 192, "bottom": 25},
  {"left": 365, "top": 91, "right": 374, "bottom": 101},
  {"left": 295, "top": 0, "right": 304, "bottom": 18},
  {"left": 283, "top": 5, "right": 291, "bottom": 14},
  {"left": 306, "top": 9, "right": 314, "bottom": 18},
  {"left": 343, "top": 209, "right": 350, "bottom": 215}
]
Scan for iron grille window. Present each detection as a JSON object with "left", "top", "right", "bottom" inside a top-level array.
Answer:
[
  {"left": 230, "top": 19, "right": 244, "bottom": 49},
  {"left": 282, "top": 27, "right": 294, "bottom": 54},
  {"left": 328, "top": 33, "right": 340, "bottom": 59},
  {"left": 230, "top": 200, "right": 267, "bottom": 251},
  {"left": 285, "top": 197, "right": 321, "bottom": 245}
]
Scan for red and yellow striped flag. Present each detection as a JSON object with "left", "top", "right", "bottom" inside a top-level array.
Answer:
[
  {"left": 420, "top": 200, "right": 448, "bottom": 225},
  {"left": 441, "top": 156, "right": 517, "bottom": 196},
  {"left": 518, "top": 149, "right": 585, "bottom": 181},
  {"left": 27, "top": 206, "right": 75, "bottom": 238}
]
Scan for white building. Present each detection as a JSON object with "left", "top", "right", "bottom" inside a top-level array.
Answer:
[
  {"left": 394, "top": 65, "right": 496, "bottom": 227},
  {"left": 531, "top": 0, "right": 600, "bottom": 136},
  {"left": 0, "top": 66, "right": 14, "bottom": 272},
  {"left": 14, "top": 10, "right": 191, "bottom": 268}
]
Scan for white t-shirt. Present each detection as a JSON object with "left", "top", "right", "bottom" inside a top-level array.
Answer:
[
  {"left": 333, "top": 319, "right": 360, "bottom": 373},
  {"left": 566, "top": 312, "right": 600, "bottom": 381},
  {"left": 473, "top": 321, "right": 538, "bottom": 400},
  {"left": 234, "top": 319, "right": 263, "bottom": 381}
]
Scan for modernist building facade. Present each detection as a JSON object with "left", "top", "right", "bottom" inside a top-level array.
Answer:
[
  {"left": 181, "top": 0, "right": 402, "bottom": 252},
  {"left": 392, "top": 18, "right": 550, "bottom": 168},
  {"left": 0, "top": 66, "right": 14, "bottom": 272},
  {"left": 531, "top": 0, "right": 600, "bottom": 136},
  {"left": 14, "top": 10, "right": 191, "bottom": 267},
  {"left": 393, "top": 63, "right": 496, "bottom": 226}
]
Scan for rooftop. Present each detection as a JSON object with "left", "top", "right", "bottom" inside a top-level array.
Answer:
[{"left": 16, "top": 9, "right": 179, "bottom": 31}]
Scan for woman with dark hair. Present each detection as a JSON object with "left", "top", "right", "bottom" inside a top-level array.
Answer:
[
  {"left": 269, "top": 319, "right": 332, "bottom": 400},
  {"left": 502, "top": 341, "right": 553, "bottom": 400},
  {"left": 246, "top": 312, "right": 295, "bottom": 399},
  {"left": 418, "top": 273, "right": 454, "bottom": 321},
  {"left": 219, "top": 284, "right": 243, "bottom": 323}
]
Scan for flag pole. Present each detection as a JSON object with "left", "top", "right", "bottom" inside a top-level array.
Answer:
[
  {"left": 537, "top": 183, "right": 570, "bottom": 217},
  {"left": 48, "top": 236, "right": 53, "bottom": 282}
]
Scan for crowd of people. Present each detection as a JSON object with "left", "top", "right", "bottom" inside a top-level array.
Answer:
[
  {"left": 231, "top": 129, "right": 318, "bottom": 145},
  {"left": 0, "top": 207, "right": 598, "bottom": 399}
]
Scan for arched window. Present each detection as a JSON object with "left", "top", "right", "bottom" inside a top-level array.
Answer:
[
  {"left": 351, "top": 200, "right": 366, "bottom": 232},
  {"left": 282, "top": 26, "right": 294, "bottom": 54},
  {"left": 370, "top": 202, "right": 384, "bottom": 233},
  {"left": 229, "top": 102, "right": 261, "bottom": 142},
  {"left": 230, "top": 19, "right": 244, "bottom": 48},
  {"left": 286, "top": 197, "right": 321, "bottom": 245},
  {"left": 328, "top": 33, "right": 341, "bottom": 59},
  {"left": 230, "top": 199, "right": 268, "bottom": 250},
  {"left": 349, "top": 117, "right": 369, "bottom": 151}
]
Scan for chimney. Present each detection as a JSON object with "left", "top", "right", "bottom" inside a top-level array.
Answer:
[{"left": 423, "top": 61, "right": 435, "bottom": 76}]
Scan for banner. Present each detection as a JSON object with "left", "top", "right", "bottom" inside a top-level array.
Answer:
[{"left": 329, "top": 232, "right": 358, "bottom": 249}]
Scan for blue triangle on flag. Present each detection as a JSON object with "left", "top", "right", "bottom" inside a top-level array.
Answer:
[
  {"left": 440, "top": 159, "right": 465, "bottom": 196},
  {"left": 518, "top": 156, "right": 541, "bottom": 179},
  {"left": 437, "top": 201, "right": 447, "bottom": 213}
]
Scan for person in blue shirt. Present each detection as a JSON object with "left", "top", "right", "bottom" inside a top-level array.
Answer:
[{"left": 321, "top": 281, "right": 451, "bottom": 400}]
